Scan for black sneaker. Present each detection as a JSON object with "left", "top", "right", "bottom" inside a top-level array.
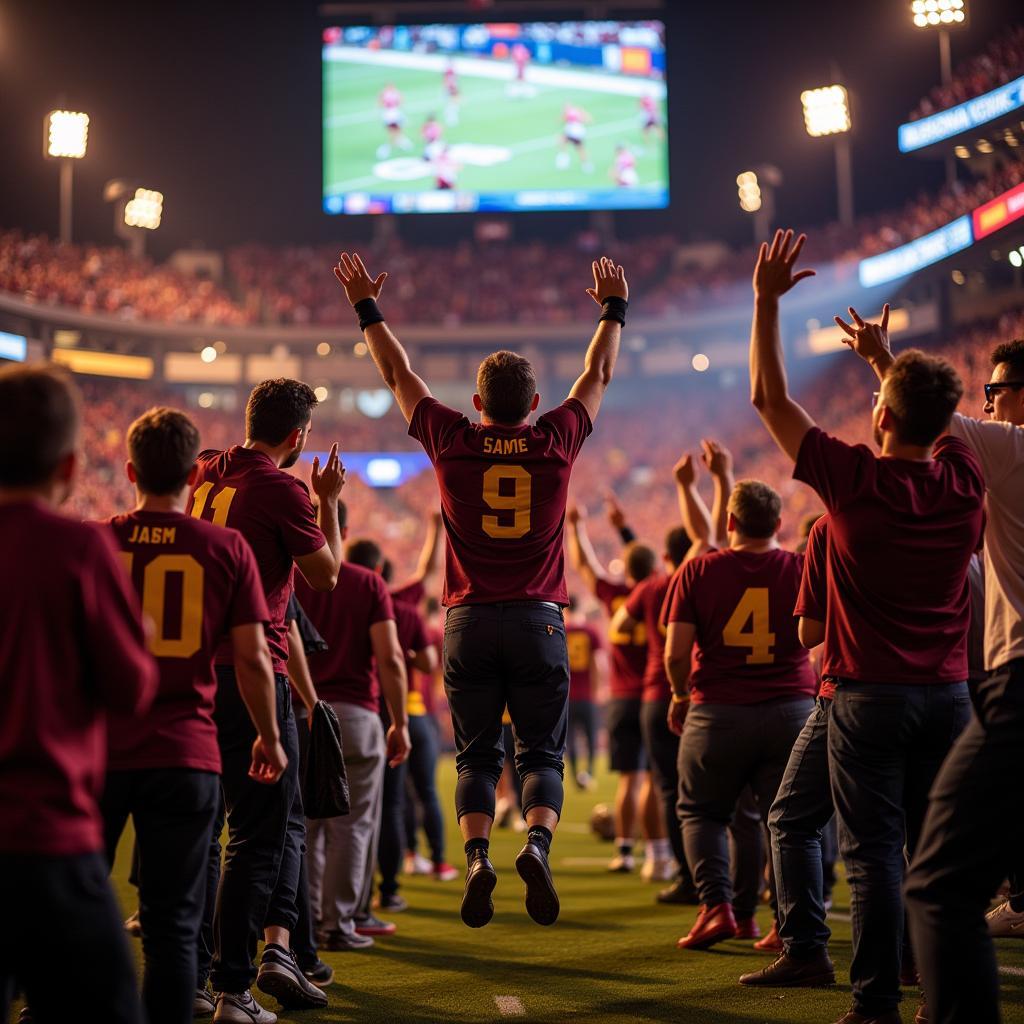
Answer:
[
  {"left": 376, "top": 892, "right": 408, "bottom": 912},
  {"left": 656, "top": 875, "right": 700, "bottom": 905},
  {"left": 256, "top": 943, "right": 328, "bottom": 1009},
  {"left": 461, "top": 850, "right": 497, "bottom": 928},
  {"left": 299, "top": 958, "right": 334, "bottom": 987},
  {"left": 515, "top": 840, "right": 560, "bottom": 926}
]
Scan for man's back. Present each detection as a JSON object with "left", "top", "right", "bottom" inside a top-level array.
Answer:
[
  {"left": 409, "top": 397, "right": 591, "bottom": 606},
  {"left": 566, "top": 622, "right": 602, "bottom": 701},
  {"left": 0, "top": 501, "right": 155, "bottom": 855},
  {"left": 595, "top": 577, "right": 647, "bottom": 698},
  {"left": 106, "top": 510, "right": 269, "bottom": 774},
  {"left": 189, "top": 445, "right": 324, "bottom": 672},
  {"left": 626, "top": 572, "right": 671, "bottom": 701}
]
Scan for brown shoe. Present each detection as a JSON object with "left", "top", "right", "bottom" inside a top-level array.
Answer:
[
  {"left": 739, "top": 950, "right": 835, "bottom": 987},
  {"left": 677, "top": 902, "right": 737, "bottom": 950},
  {"left": 832, "top": 1010, "right": 903, "bottom": 1024},
  {"left": 753, "top": 921, "right": 784, "bottom": 953}
]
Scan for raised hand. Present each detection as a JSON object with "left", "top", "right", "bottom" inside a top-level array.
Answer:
[
  {"left": 604, "top": 490, "right": 627, "bottom": 531},
  {"left": 834, "top": 304, "right": 892, "bottom": 365},
  {"left": 249, "top": 735, "right": 288, "bottom": 785},
  {"left": 753, "top": 229, "right": 816, "bottom": 301},
  {"left": 567, "top": 504, "right": 586, "bottom": 526},
  {"left": 673, "top": 452, "right": 696, "bottom": 488},
  {"left": 586, "top": 255, "right": 629, "bottom": 304},
  {"left": 311, "top": 442, "right": 346, "bottom": 503},
  {"left": 333, "top": 251, "right": 388, "bottom": 306},
  {"left": 700, "top": 438, "right": 733, "bottom": 478}
]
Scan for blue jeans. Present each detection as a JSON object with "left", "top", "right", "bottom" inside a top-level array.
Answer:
[
  {"left": 829, "top": 679, "right": 971, "bottom": 1016},
  {"left": 768, "top": 697, "right": 834, "bottom": 959}
]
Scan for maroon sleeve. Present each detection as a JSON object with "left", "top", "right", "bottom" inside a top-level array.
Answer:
[
  {"left": 392, "top": 579, "right": 426, "bottom": 606},
  {"left": 277, "top": 478, "right": 327, "bottom": 559},
  {"left": 408, "top": 607, "right": 431, "bottom": 652},
  {"left": 371, "top": 576, "right": 396, "bottom": 626},
  {"left": 793, "top": 427, "right": 873, "bottom": 513},
  {"left": 664, "top": 560, "right": 699, "bottom": 625},
  {"left": 227, "top": 533, "right": 273, "bottom": 628},
  {"left": 538, "top": 399, "right": 593, "bottom": 464},
  {"left": 933, "top": 435, "right": 985, "bottom": 493},
  {"left": 794, "top": 520, "right": 827, "bottom": 621},
  {"left": 624, "top": 577, "right": 647, "bottom": 621},
  {"left": 588, "top": 623, "right": 606, "bottom": 651},
  {"left": 81, "top": 526, "right": 158, "bottom": 714},
  {"left": 408, "top": 397, "right": 467, "bottom": 464}
]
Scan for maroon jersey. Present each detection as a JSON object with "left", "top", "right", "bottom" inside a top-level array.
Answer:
[
  {"left": 105, "top": 510, "right": 270, "bottom": 774},
  {"left": 392, "top": 578, "right": 426, "bottom": 607},
  {"left": 595, "top": 577, "right": 647, "bottom": 699},
  {"left": 297, "top": 562, "right": 394, "bottom": 711},
  {"left": 409, "top": 397, "right": 592, "bottom": 606},
  {"left": 626, "top": 572, "right": 671, "bottom": 703},
  {"left": 664, "top": 548, "right": 816, "bottom": 705},
  {"left": 794, "top": 516, "right": 835, "bottom": 699},
  {"left": 189, "top": 447, "right": 326, "bottom": 674},
  {"left": 0, "top": 502, "right": 157, "bottom": 855},
  {"left": 393, "top": 599, "right": 431, "bottom": 716},
  {"left": 566, "top": 622, "right": 604, "bottom": 701},
  {"left": 795, "top": 428, "right": 984, "bottom": 684},
  {"left": 416, "top": 624, "right": 444, "bottom": 717}
]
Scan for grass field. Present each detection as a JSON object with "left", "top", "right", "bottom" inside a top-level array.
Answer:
[
  {"left": 323, "top": 62, "right": 668, "bottom": 200},
  {"left": 29, "top": 758, "right": 1021, "bottom": 1024}
]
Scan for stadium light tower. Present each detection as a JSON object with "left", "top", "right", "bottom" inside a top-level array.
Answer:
[
  {"left": 737, "top": 167, "right": 781, "bottom": 242},
  {"left": 801, "top": 85, "right": 854, "bottom": 228},
  {"left": 43, "top": 110, "right": 89, "bottom": 244},
  {"left": 104, "top": 180, "right": 164, "bottom": 257}
]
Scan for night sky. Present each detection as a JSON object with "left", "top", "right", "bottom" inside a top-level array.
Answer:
[{"left": 1, "top": 0, "right": 1020, "bottom": 255}]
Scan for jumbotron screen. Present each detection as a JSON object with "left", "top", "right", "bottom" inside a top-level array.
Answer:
[{"left": 322, "top": 21, "right": 668, "bottom": 215}]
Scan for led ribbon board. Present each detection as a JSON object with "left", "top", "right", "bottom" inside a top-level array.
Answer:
[{"left": 857, "top": 216, "right": 973, "bottom": 288}]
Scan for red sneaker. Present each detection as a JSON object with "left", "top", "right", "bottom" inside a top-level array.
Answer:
[
  {"left": 735, "top": 916, "right": 762, "bottom": 940},
  {"left": 753, "top": 922, "right": 783, "bottom": 953},
  {"left": 677, "top": 903, "right": 738, "bottom": 950}
]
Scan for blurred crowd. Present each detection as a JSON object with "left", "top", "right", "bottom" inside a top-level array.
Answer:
[{"left": 909, "top": 23, "right": 1024, "bottom": 121}]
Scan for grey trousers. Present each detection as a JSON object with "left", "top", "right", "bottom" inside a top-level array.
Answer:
[
  {"left": 306, "top": 702, "right": 385, "bottom": 937},
  {"left": 678, "top": 697, "right": 814, "bottom": 912}
]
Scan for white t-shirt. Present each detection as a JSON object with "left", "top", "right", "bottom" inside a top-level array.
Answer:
[{"left": 949, "top": 413, "right": 1024, "bottom": 670}]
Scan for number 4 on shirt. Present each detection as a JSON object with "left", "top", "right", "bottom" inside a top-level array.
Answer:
[
  {"left": 723, "top": 587, "right": 775, "bottom": 665},
  {"left": 190, "top": 483, "right": 237, "bottom": 527}
]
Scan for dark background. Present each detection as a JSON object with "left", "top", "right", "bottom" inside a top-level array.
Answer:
[{"left": 1, "top": 0, "right": 1020, "bottom": 255}]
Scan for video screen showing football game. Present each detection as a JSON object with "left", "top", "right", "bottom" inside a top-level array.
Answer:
[{"left": 322, "top": 20, "right": 668, "bottom": 215}]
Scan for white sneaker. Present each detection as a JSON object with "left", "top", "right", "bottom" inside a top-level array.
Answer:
[
  {"left": 404, "top": 852, "right": 433, "bottom": 875},
  {"left": 640, "top": 857, "right": 655, "bottom": 881},
  {"left": 652, "top": 858, "right": 677, "bottom": 883},
  {"left": 608, "top": 854, "right": 635, "bottom": 873},
  {"left": 214, "top": 990, "right": 277, "bottom": 1023},
  {"left": 987, "top": 900, "right": 1024, "bottom": 937},
  {"left": 194, "top": 987, "right": 216, "bottom": 1017}
]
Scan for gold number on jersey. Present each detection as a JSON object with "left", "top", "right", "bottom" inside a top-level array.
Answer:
[
  {"left": 121, "top": 553, "right": 205, "bottom": 658},
  {"left": 482, "top": 465, "right": 531, "bottom": 539},
  {"left": 723, "top": 587, "right": 775, "bottom": 665},
  {"left": 609, "top": 595, "right": 646, "bottom": 646},
  {"left": 190, "top": 483, "right": 237, "bottom": 527},
  {"left": 567, "top": 632, "right": 592, "bottom": 672}
]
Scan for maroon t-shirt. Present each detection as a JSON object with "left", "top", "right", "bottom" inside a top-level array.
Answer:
[
  {"left": 189, "top": 446, "right": 326, "bottom": 674},
  {"left": 566, "top": 622, "right": 604, "bottom": 702},
  {"left": 794, "top": 428, "right": 985, "bottom": 684},
  {"left": 409, "top": 397, "right": 592, "bottom": 606},
  {"left": 392, "top": 579, "right": 426, "bottom": 607},
  {"left": 105, "top": 511, "right": 270, "bottom": 773},
  {"left": 298, "top": 562, "right": 395, "bottom": 711},
  {"left": 664, "top": 548, "right": 817, "bottom": 705},
  {"left": 794, "top": 516, "right": 835, "bottom": 700},
  {"left": 394, "top": 597, "right": 431, "bottom": 683},
  {"left": 626, "top": 572, "right": 672, "bottom": 703},
  {"left": 595, "top": 577, "right": 647, "bottom": 699},
  {"left": 0, "top": 501, "right": 157, "bottom": 855}
]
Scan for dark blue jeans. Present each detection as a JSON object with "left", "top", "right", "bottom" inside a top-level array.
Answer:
[
  {"left": 768, "top": 697, "right": 834, "bottom": 959},
  {"left": 829, "top": 679, "right": 971, "bottom": 1016},
  {"left": 404, "top": 714, "right": 446, "bottom": 864},
  {"left": 378, "top": 758, "right": 408, "bottom": 899},
  {"left": 906, "top": 658, "right": 1024, "bottom": 1024}
]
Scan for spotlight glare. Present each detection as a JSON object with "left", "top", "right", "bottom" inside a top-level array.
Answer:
[
  {"left": 801, "top": 85, "right": 851, "bottom": 137},
  {"left": 200, "top": 346, "right": 217, "bottom": 363},
  {"left": 314, "top": 386, "right": 329, "bottom": 403},
  {"left": 316, "top": 342, "right": 332, "bottom": 357},
  {"left": 736, "top": 169, "right": 762, "bottom": 213},
  {"left": 44, "top": 110, "right": 90, "bottom": 159},
  {"left": 1009, "top": 250, "right": 1023, "bottom": 268},
  {"left": 123, "top": 188, "right": 163, "bottom": 230}
]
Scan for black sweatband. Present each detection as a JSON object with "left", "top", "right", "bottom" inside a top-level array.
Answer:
[
  {"left": 354, "top": 297, "right": 386, "bottom": 331},
  {"left": 599, "top": 295, "right": 628, "bottom": 326},
  {"left": 618, "top": 525, "right": 636, "bottom": 545}
]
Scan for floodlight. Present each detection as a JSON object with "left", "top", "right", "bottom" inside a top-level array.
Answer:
[
  {"left": 44, "top": 110, "right": 89, "bottom": 159},
  {"left": 1009, "top": 250, "right": 1023, "bottom": 268},
  {"left": 314, "top": 386, "right": 329, "bottom": 402},
  {"left": 737, "top": 171, "right": 762, "bottom": 213},
  {"left": 123, "top": 188, "right": 164, "bottom": 230},
  {"left": 200, "top": 346, "right": 217, "bottom": 363},
  {"left": 692, "top": 353, "right": 710, "bottom": 372},
  {"left": 911, "top": 0, "right": 965, "bottom": 26},
  {"left": 801, "top": 86, "right": 851, "bottom": 137}
]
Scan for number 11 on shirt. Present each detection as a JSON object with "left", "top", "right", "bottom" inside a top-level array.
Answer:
[{"left": 190, "top": 483, "right": 237, "bottom": 527}]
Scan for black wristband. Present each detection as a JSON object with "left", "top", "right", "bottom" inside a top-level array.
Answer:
[
  {"left": 354, "top": 297, "right": 386, "bottom": 331},
  {"left": 618, "top": 525, "right": 636, "bottom": 544},
  {"left": 599, "top": 295, "right": 628, "bottom": 326}
]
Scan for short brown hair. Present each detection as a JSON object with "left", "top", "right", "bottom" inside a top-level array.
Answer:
[
  {"left": 625, "top": 542, "right": 657, "bottom": 584},
  {"left": 345, "top": 537, "right": 383, "bottom": 571},
  {"left": 729, "top": 480, "right": 782, "bottom": 539},
  {"left": 476, "top": 351, "right": 537, "bottom": 425},
  {"left": 246, "top": 378, "right": 318, "bottom": 445},
  {"left": 0, "top": 364, "right": 80, "bottom": 487},
  {"left": 884, "top": 349, "right": 964, "bottom": 446},
  {"left": 127, "top": 407, "right": 200, "bottom": 495}
]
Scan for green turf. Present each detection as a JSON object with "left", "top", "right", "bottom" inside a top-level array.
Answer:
[
  {"left": 323, "top": 62, "right": 668, "bottom": 196},
  {"left": 55, "top": 758, "right": 1024, "bottom": 1024}
]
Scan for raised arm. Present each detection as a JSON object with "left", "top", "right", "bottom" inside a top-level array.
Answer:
[
  {"left": 834, "top": 303, "right": 895, "bottom": 384},
  {"left": 410, "top": 511, "right": 444, "bottom": 590},
  {"left": 700, "top": 439, "right": 734, "bottom": 548},
  {"left": 749, "top": 229, "right": 818, "bottom": 462},
  {"left": 568, "top": 256, "right": 629, "bottom": 423},
  {"left": 672, "top": 452, "right": 713, "bottom": 546},
  {"left": 566, "top": 505, "right": 606, "bottom": 595},
  {"left": 295, "top": 443, "right": 345, "bottom": 592},
  {"left": 333, "top": 252, "right": 432, "bottom": 423}
]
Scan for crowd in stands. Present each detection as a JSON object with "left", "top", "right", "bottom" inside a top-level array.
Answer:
[{"left": 909, "top": 23, "right": 1024, "bottom": 121}]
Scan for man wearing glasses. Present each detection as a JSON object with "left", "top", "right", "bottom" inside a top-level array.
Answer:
[{"left": 847, "top": 330, "right": 1024, "bottom": 1024}]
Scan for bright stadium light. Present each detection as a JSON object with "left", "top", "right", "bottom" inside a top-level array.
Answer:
[
  {"left": 200, "top": 346, "right": 217, "bottom": 363},
  {"left": 1009, "top": 250, "right": 1023, "bottom": 268},
  {"left": 43, "top": 110, "right": 90, "bottom": 244},
  {"left": 736, "top": 171, "right": 762, "bottom": 213},
  {"left": 910, "top": 0, "right": 965, "bottom": 28},
  {"left": 123, "top": 188, "right": 164, "bottom": 230},
  {"left": 692, "top": 353, "right": 710, "bottom": 372},
  {"left": 314, "top": 386, "right": 329, "bottom": 403},
  {"left": 316, "top": 342, "right": 332, "bottom": 357},
  {"left": 801, "top": 86, "right": 851, "bottom": 137}
]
